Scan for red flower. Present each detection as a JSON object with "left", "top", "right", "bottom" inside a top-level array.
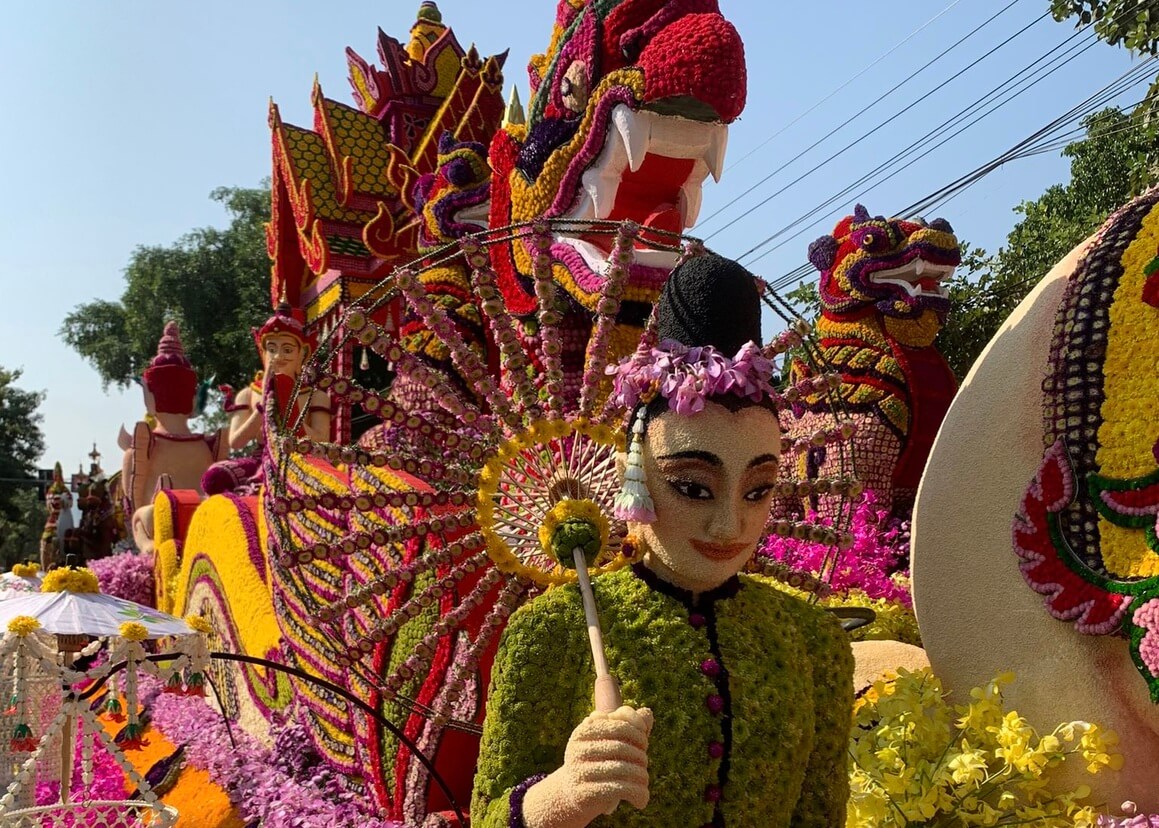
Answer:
[{"left": 1013, "top": 440, "right": 1130, "bottom": 635}]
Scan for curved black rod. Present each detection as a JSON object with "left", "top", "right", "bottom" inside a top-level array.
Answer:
[
  {"left": 75, "top": 651, "right": 467, "bottom": 824},
  {"left": 204, "top": 670, "right": 239, "bottom": 752},
  {"left": 213, "top": 652, "right": 467, "bottom": 825},
  {"left": 75, "top": 653, "right": 238, "bottom": 750}
]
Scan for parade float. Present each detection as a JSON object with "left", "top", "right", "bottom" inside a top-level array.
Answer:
[
  {"left": 913, "top": 186, "right": 1159, "bottom": 814},
  {"left": 145, "top": 1, "right": 847, "bottom": 823},
  {"left": 93, "top": 2, "right": 1157, "bottom": 826}
]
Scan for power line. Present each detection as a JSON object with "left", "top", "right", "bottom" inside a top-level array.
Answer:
[
  {"left": 896, "top": 62, "right": 1156, "bottom": 220},
  {"left": 709, "top": 0, "right": 1159, "bottom": 256},
  {"left": 722, "top": 0, "right": 970, "bottom": 173},
  {"left": 742, "top": 38, "right": 1157, "bottom": 272},
  {"left": 763, "top": 78, "right": 1157, "bottom": 304},
  {"left": 698, "top": 1, "right": 1047, "bottom": 235}
]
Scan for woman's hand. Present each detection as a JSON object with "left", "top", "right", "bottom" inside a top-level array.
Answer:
[{"left": 521, "top": 705, "right": 653, "bottom": 828}]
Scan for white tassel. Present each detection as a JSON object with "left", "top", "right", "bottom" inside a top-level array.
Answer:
[{"left": 613, "top": 414, "right": 656, "bottom": 523}]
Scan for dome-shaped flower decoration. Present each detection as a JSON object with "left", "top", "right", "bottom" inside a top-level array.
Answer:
[
  {"left": 6, "top": 616, "right": 40, "bottom": 637},
  {"left": 40, "top": 567, "right": 100, "bottom": 594}
]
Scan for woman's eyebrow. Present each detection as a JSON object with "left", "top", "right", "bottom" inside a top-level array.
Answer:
[
  {"left": 656, "top": 450, "right": 722, "bottom": 466},
  {"left": 747, "top": 454, "right": 779, "bottom": 469}
]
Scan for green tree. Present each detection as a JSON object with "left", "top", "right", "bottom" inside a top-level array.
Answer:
[
  {"left": 938, "top": 106, "right": 1157, "bottom": 377},
  {"left": 60, "top": 186, "right": 272, "bottom": 410},
  {"left": 1050, "top": 0, "right": 1159, "bottom": 54},
  {"left": 0, "top": 367, "right": 45, "bottom": 525},
  {"left": 1049, "top": 1, "right": 1159, "bottom": 186},
  {"left": 0, "top": 488, "right": 47, "bottom": 571}
]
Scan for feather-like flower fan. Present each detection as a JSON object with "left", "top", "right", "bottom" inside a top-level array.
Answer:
[{"left": 262, "top": 219, "right": 860, "bottom": 797}]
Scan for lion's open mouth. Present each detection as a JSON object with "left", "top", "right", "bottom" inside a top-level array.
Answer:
[
  {"left": 557, "top": 103, "right": 727, "bottom": 271},
  {"left": 868, "top": 257, "right": 956, "bottom": 299}
]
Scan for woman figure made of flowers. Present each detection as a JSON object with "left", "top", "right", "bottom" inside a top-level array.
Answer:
[
  {"left": 471, "top": 254, "right": 855, "bottom": 827},
  {"left": 203, "top": 302, "right": 332, "bottom": 495}
]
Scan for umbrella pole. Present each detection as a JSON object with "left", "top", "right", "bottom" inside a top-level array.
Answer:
[
  {"left": 59, "top": 656, "right": 71, "bottom": 805},
  {"left": 572, "top": 548, "right": 621, "bottom": 713},
  {"left": 56, "top": 635, "right": 86, "bottom": 806}
]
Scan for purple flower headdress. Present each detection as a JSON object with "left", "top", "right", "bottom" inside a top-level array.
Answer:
[
  {"left": 606, "top": 338, "right": 779, "bottom": 416},
  {"left": 606, "top": 331, "right": 804, "bottom": 523}
]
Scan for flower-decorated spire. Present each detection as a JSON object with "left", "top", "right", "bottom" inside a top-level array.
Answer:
[{"left": 143, "top": 321, "right": 198, "bottom": 415}]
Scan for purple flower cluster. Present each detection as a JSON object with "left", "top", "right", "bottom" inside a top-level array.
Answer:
[
  {"left": 759, "top": 490, "right": 912, "bottom": 605},
  {"left": 145, "top": 677, "right": 402, "bottom": 828},
  {"left": 607, "top": 338, "right": 776, "bottom": 415},
  {"left": 89, "top": 552, "right": 156, "bottom": 608},
  {"left": 1099, "top": 814, "right": 1159, "bottom": 827}
]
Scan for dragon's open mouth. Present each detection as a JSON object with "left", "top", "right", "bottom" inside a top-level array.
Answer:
[
  {"left": 868, "top": 257, "right": 956, "bottom": 299},
  {"left": 557, "top": 103, "right": 727, "bottom": 271}
]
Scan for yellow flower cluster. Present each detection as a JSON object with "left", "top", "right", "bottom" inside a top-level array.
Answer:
[
  {"left": 11, "top": 562, "right": 39, "bottom": 578},
  {"left": 6, "top": 616, "right": 41, "bottom": 637},
  {"left": 847, "top": 668, "right": 1121, "bottom": 827},
  {"left": 41, "top": 567, "right": 100, "bottom": 594},
  {"left": 537, "top": 498, "right": 610, "bottom": 564},
  {"left": 184, "top": 614, "right": 213, "bottom": 635},
  {"left": 119, "top": 621, "right": 150, "bottom": 642},
  {"left": 477, "top": 417, "right": 626, "bottom": 586},
  {"left": 1096, "top": 211, "right": 1159, "bottom": 578}
]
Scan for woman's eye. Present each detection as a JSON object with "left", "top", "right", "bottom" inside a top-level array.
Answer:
[
  {"left": 669, "top": 479, "right": 713, "bottom": 501},
  {"left": 744, "top": 485, "right": 775, "bottom": 503}
]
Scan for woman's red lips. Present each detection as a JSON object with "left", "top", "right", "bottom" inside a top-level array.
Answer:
[{"left": 691, "top": 540, "right": 749, "bottom": 561}]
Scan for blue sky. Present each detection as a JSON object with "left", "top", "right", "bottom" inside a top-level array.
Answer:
[{"left": 0, "top": 0, "right": 1144, "bottom": 474}]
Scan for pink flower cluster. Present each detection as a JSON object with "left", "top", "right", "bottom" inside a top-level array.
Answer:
[
  {"left": 1132, "top": 598, "right": 1159, "bottom": 678},
  {"left": 607, "top": 339, "right": 777, "bottom": 415},
  {"left": 35, "top": 729, "right": 127, "bottom": 807},
  {"left": 759, "top": 490, "right": 912, "bottom": 605},
  {"left": 145, "top": 676, "right": 403, "bottom": 828},
  {"left": 89, "top": 552, "right": 156, "bottom": 608}
]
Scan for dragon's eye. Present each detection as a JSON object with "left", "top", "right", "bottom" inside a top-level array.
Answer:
[
  {"left": 621, "top": 35, "right": 641, "bottom": 62},
  {"left": 560, "top": 60, "right": 590, "bottom": 113},
  {"left": 444, "top": 157, "right": 473, "bottom": 187},
  {"left": 854, "top": 226, "right": 891, "bottom": 254}
]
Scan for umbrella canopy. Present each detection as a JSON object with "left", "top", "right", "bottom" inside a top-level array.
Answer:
[
  {"left": 0, "top": 592, "right": 195, "bottom": 639},
  {"left": 0, "top": 573, "right": 43, "bottom": 601}
]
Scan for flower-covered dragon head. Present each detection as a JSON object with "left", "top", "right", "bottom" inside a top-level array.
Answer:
[
  {"left": 412, "top": 132, "right": 492, "bottom": 253},
  {"left": 809, "top": 205, "right": 960, "bottom": 337},
  {"left": 488, "top": 0, "right": 747, "bottom": 319}
]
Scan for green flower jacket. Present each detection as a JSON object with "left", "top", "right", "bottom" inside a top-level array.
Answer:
[{"left": 471, "top": 564, "right": 854, "bottom": 827}]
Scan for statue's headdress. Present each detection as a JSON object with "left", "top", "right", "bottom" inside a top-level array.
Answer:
[
  {"left": 253, "top": 302, "right": 309, "bottom": 354},
  {"left": 142, "top": 322, "right": 198, "bottom": 415},
  {"left": 607, "top": 254, "right": 778, "bottom": 417}
]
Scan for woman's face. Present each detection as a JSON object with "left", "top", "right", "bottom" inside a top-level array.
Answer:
[
  {"left": 637, "top": 402, "right": 781, "bottom": 593},
  {"left": 263, "top": 334, "right": 306, "bottom": 377}
]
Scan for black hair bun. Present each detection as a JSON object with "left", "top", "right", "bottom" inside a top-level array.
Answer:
[{"left": 657, "top": 253, "right": 762, "bottom": 353}]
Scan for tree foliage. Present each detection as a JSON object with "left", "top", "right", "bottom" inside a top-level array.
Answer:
[
  {"left": 60, "top": 186, "right": 272, "bottom": 400},
  {"left": 1050, "top": 0, "right": 1159, "bottom": 54},
  {"left": 938, "top": 106, "right": 1158, "bottom": 378},
  {"left": 0, "top": 488, "right": 46, "bottom": 571},
  {"left": 0, "top": 367, "right": 45, "bottom": 525}
]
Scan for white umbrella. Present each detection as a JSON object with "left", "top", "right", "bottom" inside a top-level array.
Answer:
[
  {"left": 0, "top": 591, "right": 196, "bottom": 639},
  {"left": 0, "top": 574, "right": 42, "bottom": 601},
  {"left": 0, "top": 584, "right": 202, "bottom": 814}
]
